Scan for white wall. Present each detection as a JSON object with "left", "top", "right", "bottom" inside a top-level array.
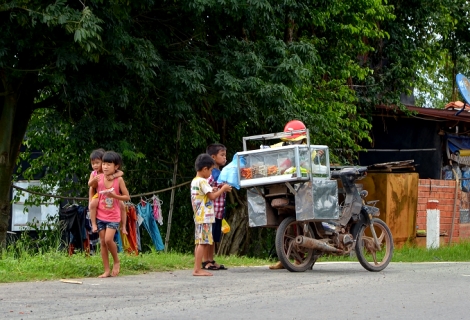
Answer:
[{"left": 11, "top": 181, "right": 59, "bottom": 232}]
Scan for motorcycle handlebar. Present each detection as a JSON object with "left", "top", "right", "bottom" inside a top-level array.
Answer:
[
  {"left": 357, "top": 166, "right": 368, "bottom": 174},
  {"left": 330, "top": 167, "right": 368, "bottom": 179},
  {"left": 330, "top": 170, "right": 341, "bottom": 178}
]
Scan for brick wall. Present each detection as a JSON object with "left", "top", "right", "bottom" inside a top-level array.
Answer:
[
  {"left": 460, "top": 224, "right": 470, "bottom": 238},
  {"left": 417, "top": 179, "right": 464, "bottom": 243}
]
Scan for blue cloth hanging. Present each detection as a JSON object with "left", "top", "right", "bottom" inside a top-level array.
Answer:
[
  {"left": 114, "top": 231, "right": 123, "bottom": 253},
  {"left": 137, "top": 202, "right": 164, "bottom": 251}
]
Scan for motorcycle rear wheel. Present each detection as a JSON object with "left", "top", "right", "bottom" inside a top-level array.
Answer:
[
  {"left": 356, "top": 218, "right": 393, "bottom": 272},
  {"left": 275, "top": 216, "right": 317, "bottom": 272}
]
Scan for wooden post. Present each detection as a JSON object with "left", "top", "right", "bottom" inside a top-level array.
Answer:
[
  {"left": 449, "top": 172, "right": 459, "bottom": 245},
  {"left": 164, "top": 122, "right": 181, "bottom": 252}
]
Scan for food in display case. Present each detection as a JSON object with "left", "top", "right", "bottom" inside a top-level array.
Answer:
[
  {"left": 239, "top": 149, "right": 296, "bottom": 181},
  {"left": 284, "top": 166, "right": 309, "bottom": 177},
  {"left": 267, "top": 165, "right": 279, "bottom": 176},
  {"left": 240, "top": 168, "right": 253, "bottom": 179},
  {"left": 237, "top": 144, "right": 329, "bottom": 187},
  {"left": 277, "top": 158, "right": 292, "bottom": 174}
]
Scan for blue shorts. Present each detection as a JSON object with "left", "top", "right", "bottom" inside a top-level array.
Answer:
[
  {"left": 97, "top": 219, "right": 120, "bottom": 232},
  {"left": 212, "top": 218, "right": 222, "bottom": 242}
]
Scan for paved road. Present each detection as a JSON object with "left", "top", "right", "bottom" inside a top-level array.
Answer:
[{"left": 1, "top": 262, "right": 470, "bottom": 319}]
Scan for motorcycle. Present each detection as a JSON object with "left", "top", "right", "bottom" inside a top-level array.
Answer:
[
  {"left": 234, "top": 129, "right": 394, "bottom": 272},
  {"left": 273, "top": 166, "right": 394, "bottom": 272}
]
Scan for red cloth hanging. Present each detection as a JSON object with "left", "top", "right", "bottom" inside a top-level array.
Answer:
[{"left": 124, "top": 205, "right": 139, "bottom": 255}]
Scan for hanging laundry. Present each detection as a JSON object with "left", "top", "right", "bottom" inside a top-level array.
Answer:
[
  {"left": 121, "top": 205, "right": 139, "bottom": 255},
  {"left": 137, "top": 202, "right": 164, "bottom": 251},
  {"left": 136, "top": 216, "right": 141, "bottom": 252},
  {"left": 59, "top": 204, "right": 87, "bottom": 255},
  {"left": 152, "top": 195, "right": 163, "bottom": 225},
  {"left": 114, "top": 231, "right": 123, "bottom": 253},
  {"left": 85, "top": 208, "right": 99, "bottom": 255},
  {"left": 121, "top": 228, "right": 131, "bottom": 253}
]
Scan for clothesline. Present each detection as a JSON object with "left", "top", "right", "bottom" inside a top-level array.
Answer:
[{"left": 11, "top": 180, "right": 192, "bottom": 201}]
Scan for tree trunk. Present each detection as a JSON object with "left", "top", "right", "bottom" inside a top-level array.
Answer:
[
  {"left": 0, "top": 70, "right": 37, "bottom": 247},
  {"left": 218, "top": 190, "right": 250, "bottom": 255},
  {"left": 284, "top": 15, "right": 294, "bottom": 44}
]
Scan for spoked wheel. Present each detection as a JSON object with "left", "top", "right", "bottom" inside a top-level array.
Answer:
[
  {"left": 275, "top": 216, "right": 317, "bottom": 272},
  {"left": 356, "top": 218, "right": 393, "bottom": 272}
]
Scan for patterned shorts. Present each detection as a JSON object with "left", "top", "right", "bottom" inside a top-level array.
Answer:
[{"left": 194, "top": 223, "right": 213, "bottom": 245}]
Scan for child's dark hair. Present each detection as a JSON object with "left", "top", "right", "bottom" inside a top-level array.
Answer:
[
  {"left": 90, "top": 148, "right": 105, "bottom": 161},
  {"left": 102, "top": 151, "right": 123, "bottom": 168},
  {"left": 206, "top": 143, "right": 226, "bottom": 156},
  {"left": 195, "top": 153, "right": 215, "bottom": 171}
]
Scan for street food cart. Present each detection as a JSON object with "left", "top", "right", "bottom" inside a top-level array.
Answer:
[
  {"left": 233, "top": 128, "right": 394, "bottom": 273},
  {"left": 236, "top": 129, "right": 339, "bottom": 227}
]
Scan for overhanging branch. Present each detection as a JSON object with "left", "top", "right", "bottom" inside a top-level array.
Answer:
[{"left": 33, "top": 95, "right": 60, "bottom": 110}]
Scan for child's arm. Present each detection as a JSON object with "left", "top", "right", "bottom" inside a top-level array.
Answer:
[
  {"left": 106, "top": 177, "right": 130, "bottom": 201},
  {"left": 207, "top": 184, "right": 232, "bottom": 200},
  {"left": 106, "top": 170, "right": 124, "bottom": 181},
  {"left": 88, "top": 172, "right": 99, "bottom": 188},
  {"left": 207, "top": 175, "right": 215, "bottom": 187}
]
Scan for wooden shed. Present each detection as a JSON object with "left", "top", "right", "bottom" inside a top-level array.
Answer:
[{"left": 358, "top": 105, "right": 470, "bottom": 246}]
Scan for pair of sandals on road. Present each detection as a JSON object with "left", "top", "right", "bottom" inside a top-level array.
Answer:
[{"left": 202, "top": 260, "right": 228, "bottom": 270}]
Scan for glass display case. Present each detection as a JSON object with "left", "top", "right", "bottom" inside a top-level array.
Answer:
[
  {"left": 239, "top": 130, "right": 337, "bottom": 226},
  {"left": 237, "top": 144, "right": 330, "bottom": 188}
]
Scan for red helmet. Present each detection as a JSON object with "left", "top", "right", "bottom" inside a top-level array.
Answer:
[{"left": 282, "top": 120, "right": 307, "bottom": 141}]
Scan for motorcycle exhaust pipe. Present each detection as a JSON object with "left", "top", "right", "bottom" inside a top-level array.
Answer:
[{"left": 295, "top": 236, "right": 342, "bottom": 253}]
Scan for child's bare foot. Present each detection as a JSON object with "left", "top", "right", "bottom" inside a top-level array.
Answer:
[
  {"left": 111, "top": 262, "right": 120, "bottom": 277},
  {"left": 193, "top": 269, "right": 213, "bottom": 276},
  {"left": 98, "top": 272, "right": 111, "bottom": 278}
]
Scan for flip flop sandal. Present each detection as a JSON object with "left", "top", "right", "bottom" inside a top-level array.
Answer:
[
  {"left": 211, "top": 260, "right": 228, "bottom": 270},
  {"left": 204, "top": 264, "right": 219, "bottom": 270}
]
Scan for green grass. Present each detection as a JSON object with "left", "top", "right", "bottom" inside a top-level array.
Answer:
[
  {"left": 2, "top": 241, "right": 470, "bottom": 283},
  {"left": 0, "top": 250, "right": 271, "bottom": 283},
  {"left": 391, "top": 241, "right": 470, "bottom": 262},
  {"left": 318, "top": 240, "right": 470, "bottom": 263}
]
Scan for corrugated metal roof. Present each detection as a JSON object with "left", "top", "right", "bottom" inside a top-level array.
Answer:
[{"left": 375, "top": 105, "right": 470, "bottom": 123}]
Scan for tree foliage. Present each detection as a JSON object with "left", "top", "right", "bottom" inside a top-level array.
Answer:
[
  {"left": 2, "top": 0, "right": 399, "bottom": 252},
  {"left": 413, "top": 0, "right": 470, "bottom": 107}
]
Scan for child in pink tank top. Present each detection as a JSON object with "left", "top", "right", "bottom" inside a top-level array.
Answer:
[
  {"left": 88, "top": 148, "right": 124, "bottom": 233},
  {"left": 89, "top": 151, "right": 130, "bottom": 278},
  {"left": 97, "top": 175, "right": 122, "bottom": 222}
]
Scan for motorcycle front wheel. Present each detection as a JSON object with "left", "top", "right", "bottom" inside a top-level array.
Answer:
[
  {"left": 275, "top": 216, "right": 317, "bottom": 272},
  {"left": 356, "top": 218, "right": 393, "bottom": 272}
]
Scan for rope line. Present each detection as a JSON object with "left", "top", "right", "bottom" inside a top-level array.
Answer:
[{"left": 11, "top": 180, "right": 192, "bottom": 201}]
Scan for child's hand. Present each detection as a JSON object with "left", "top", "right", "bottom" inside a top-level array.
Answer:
[
  {"left": 99, "top": 188, "right": 115, "bottom": 197},
  {"left": 106, "top": 173, "right": 116, "bottom": 181},
  {"left": 92, "top": 224, "right": 98, "bottom": 233},
  {"left": 221, "top": 184, "right": 232, "bottom": 193},
  {"left": 92, "top": 175, "right": 100, "bottom": 184},
  {"left": 121, "top": 226, "right": 128, "bottom": 235},
  {"left": 106, "top": 191, "right": 117, "bottom": 198}
]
